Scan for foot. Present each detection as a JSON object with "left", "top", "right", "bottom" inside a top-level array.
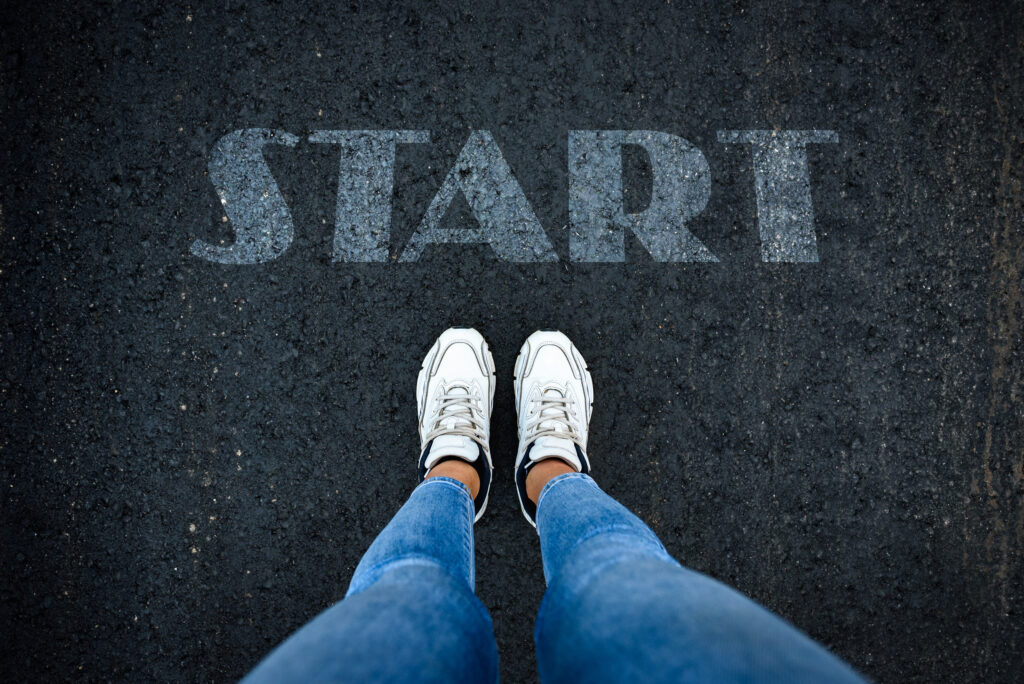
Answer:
[
  {"left": 417, "top": 328, "right": 496, "bottom": 522},
  {"left": 513, "top": 331, "right": 593, "bottom": 526}
]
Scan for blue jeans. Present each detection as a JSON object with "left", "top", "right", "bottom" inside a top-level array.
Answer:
[{"left": 242, "top": 473, "right": 865, "bottom": 683}]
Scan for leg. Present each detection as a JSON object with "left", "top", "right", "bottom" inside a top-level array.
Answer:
[
  {"left": 533, "top": 472, "right": 865, "bottom": 684},
  {"left": 242, "top": 476, "right": 498, "bottom": 684},
  {"left": 510, "top": 331, "right": 864, "bottom": 683},
  {"left": 245, "top": 328, "right": 499, "bottom": 682}
]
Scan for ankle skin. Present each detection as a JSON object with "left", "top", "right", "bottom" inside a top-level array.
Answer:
[
  {"left": 426, "top": 459, "right": 481, "bottom": 499},
  {"left": 526, "top": 459, "right": 577, "bottom": 505}
]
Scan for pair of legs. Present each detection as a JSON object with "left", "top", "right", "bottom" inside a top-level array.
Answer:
[{"left": 242, "top": 330, "right": 865, "bottom": 683}]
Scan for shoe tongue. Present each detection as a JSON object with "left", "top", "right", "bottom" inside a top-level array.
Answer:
[
  {"left": 438, "top": 384, "right": 472, "bottom": 431},
  {"left": 424, "top": 383, "right": 480, "bottom": 470},
  {"left": 529, "top": 436, "right": 582, "bottom": 471},
  {"left": 537, "top": 386, "right": 569, "bottom": 430},
  {"left": 425, "top": 434, "right": 479, "bottom": 469},
  {"left": 530, "top": 386, "right": 582, "bottom": 470}
]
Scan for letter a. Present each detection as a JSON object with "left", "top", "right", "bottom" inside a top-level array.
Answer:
[{"left": 400, "top": 131, "right": 557, "bottom": 262}]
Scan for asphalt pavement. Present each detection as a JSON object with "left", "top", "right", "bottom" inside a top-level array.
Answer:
[{"left": 1, "top": 1, "right": 1022, "bottom": 681}]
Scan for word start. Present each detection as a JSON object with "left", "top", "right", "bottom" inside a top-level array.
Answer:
[{"left": 191, "top": 128, "right": 838, "bottom": 264}]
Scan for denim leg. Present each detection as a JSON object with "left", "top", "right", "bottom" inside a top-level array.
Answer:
[
  {"left": 242, "top": 477, "right": 499, "bottom": 684},
  {"left": 533, "top": 473, "right": 865, "bottom": 684},
  {"left": 347, "top": 476, "right": 477, "bottom": 596}
]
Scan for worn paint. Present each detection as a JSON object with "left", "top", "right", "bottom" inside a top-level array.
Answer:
[
  {"left": 717, "top": 130, "right": 838, "bottom": 262},
  {"left": 569, "top": 130, "right": 716, "bottom": 262},
  {"left": 193, "top": 128, "right": 838, "bottom": 263},
  {"left": 399, "top": 130, "right": 558, "bottom": 262},
  {"left": 190, "top": 129, "right": 299, "bottom": 264},
  {"left": 310, "top": 130, "right": 430, "bottom": 262}
]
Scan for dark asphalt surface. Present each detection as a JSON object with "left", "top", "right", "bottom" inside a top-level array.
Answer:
[{"left": 2, "top": 1, "right": 1023, "bottom": 681}]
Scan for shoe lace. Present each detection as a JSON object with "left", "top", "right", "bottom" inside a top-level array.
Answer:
[
  {"left": 524, "top": 386, "right": 582, "bottom": 446},
  {"left": 425, "top": 383, "right": 487, "bottom": 444}
]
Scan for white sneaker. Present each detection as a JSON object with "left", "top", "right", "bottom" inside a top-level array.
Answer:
[
  {"left": 416, "top": 328, "right": 495, "bottom": 522},
  {"left": 513, "top": 331, "right": 594, "bottom": 526}
]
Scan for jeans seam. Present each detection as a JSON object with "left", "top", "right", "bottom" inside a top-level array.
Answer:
[{"left": 462, "top": 480, "right": 475, "bottom": 589}]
